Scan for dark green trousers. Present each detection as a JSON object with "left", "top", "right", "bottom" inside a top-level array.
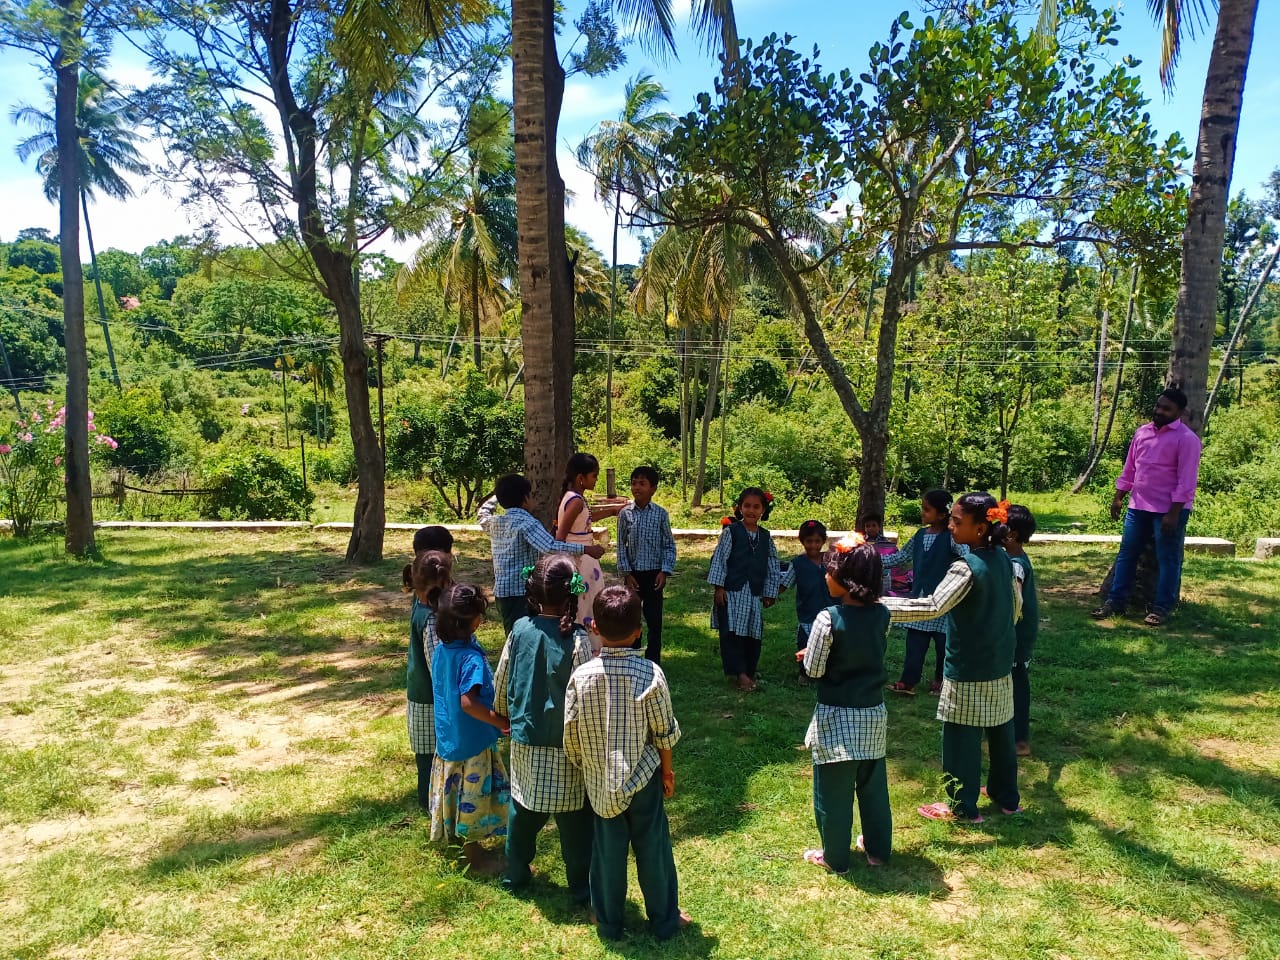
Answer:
[
  {"left": 496, "top": 596, "right": 527, "bottom": 636},
  {"left": 504, "top": 799, "right": 593, "bottom": 904},
  {"left": 591, "top": 771, "right": 680, "bottom": 940},
  {"left": 812, "top": 757, "right": 892, "bottom": 872},
  {"left": 414, "top": 753, "right": 434, "bottom": 810},
  {"left": 942, "top": 719, "right": 1019, "bottom": 819}
]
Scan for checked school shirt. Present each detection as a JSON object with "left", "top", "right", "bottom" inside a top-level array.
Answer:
[
  {"left": 493, "top": 621, "right": 595, "bottom": 813},
  {"left": 478, "top": 497, "right": 585, "bottom": 599},
  {"left": 616, "top": 500, "right": 677, "bottom": 575},
  {"left": 707, "top": 525, "right": 781, "bottom": 640},
  {"left": 882, "top": 559, "right": 1022, "bottom": 728},
  {"left": 563, "top": 647, "right": 681, "bottom": 819},
  {"left": 802, "top": 610, "right": 888, "bottom": 764}
]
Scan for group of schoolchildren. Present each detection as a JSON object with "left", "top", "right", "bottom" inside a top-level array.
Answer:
[{"left": 404, "top": 454, "right": 1042, "bottom": 939}]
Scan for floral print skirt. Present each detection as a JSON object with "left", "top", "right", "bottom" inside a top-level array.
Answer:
[{"left": 429, "top": 744, "right": 511, "bottom": 844}]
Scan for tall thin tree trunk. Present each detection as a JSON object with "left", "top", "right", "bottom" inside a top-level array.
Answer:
[
  {"left": 606, "top": 183, "right": 620, "bottom": 452},
  {"left": 679, "top": 320, "right": 689, "bottom": 502},
  {"left": 0, "top": 329, "right": 23, "bottom": 415},
  {"left": 512, "top": 0, "right": 575, "bottom": 525},
  {"left": 1165, "top": 0, "right": 1259, "bottom": 435},
  {"left": 692, "top": 315, "right": 723, "bottom": 508},
  {"left": 1089, "top": 293, "right": 1110, "bottom": 454},
  {"left": 1204, "top": 240, "right": 1278, "bottom": 431},
  {"left": 471, "top": 263, "right": 482, "bottom": 369},
  {"left": 1073, "top": 265, "right": 1139, "bottom": 492},
  {"left": 82, "top": 192, "right": 121, "bottom": 392},
  {"left": 56, "top": 17, "right": 94, "bottom": 556},
  {"left": 718, "top": 308, "right": 731, "bottom": 505}
]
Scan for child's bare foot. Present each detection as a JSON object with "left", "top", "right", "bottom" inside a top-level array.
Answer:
[
  {"left": 462, "top": 843, "right": 505, "bottom": 876},
  {"left": 1016, "top": 740, "right": 1032, "bottom": 757},
  {"left": 678, "top": 909, "right": 692, "bottom": 928},
  {"left": 737, "top": 674, "right": 757, "bottom": 692}
]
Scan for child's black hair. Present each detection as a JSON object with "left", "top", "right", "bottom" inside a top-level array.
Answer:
[
  {"left": 630, "top": 465, "right": 660, "bottom": 486},
  {"left": 562, "top": 452, "right": 601, "bottom": 493},
  {"left": 413, "top": 525, "right": 454, "bottom": 555},
  {"left": 402, "top": 550, "right": 453, "bottom": 606},
  {"left": 860, "top": 512, "right": 884, "bottom": 525},
  {"left": 526, "top": 554, "right": 581, "bottom": 636},
  {"left": 733, "top": 486, "right": 774, "bottom": 521},
  {"left": 435, "top": 583, "right": 489, "bottom": 642},
  {"left": 922, "top": 489, "right": 952, "bottom": 515},
  {"left": 593, "top": 585, "right": 642, "bottom": 642},
  {"left": 798, "top": 519, "right": 827, "bottom": 541},
  {"left": 954, "top": 492, "right": 1007, "bottom": 549},
  {"left": 1006, "top": 504, "right": 1036, "bottom": 543},
  {"left": 495, "top": 474, "right": 532, "bottom": 509},
  {"left": 825, "top": 542, "right": 884, "bottom": 602}
]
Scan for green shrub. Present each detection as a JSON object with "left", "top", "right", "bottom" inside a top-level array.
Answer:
[
  {"left": 95, "top": 387, "right": 194, "bottom": 477},
  {"left": 308, "top": 438, "right": 358, "bottom": 485},
  {"left": 299, "top": 398, "right": 336, "bottom": 441},
  {"left": 201, "top": 451, "right": 313, "bottom": 520}
]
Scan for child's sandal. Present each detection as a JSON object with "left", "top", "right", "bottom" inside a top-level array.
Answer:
[
  {"left": 918, "top": 802, "right": 984, "bottom": 824},
  {"left": 802, "top": 849, "right": 846, "bottom": 874},
  {"left": 855, "top": 834, "right": 884, "bottom": 867},
  {"left": 886, "top": 681, "right": 916, "bottom": 696}
]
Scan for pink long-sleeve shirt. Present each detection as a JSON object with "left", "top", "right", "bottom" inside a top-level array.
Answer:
[{"left": 1116, "top": 418, "right": 1202, "bottom": 513}]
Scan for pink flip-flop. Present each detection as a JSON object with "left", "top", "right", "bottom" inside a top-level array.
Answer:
[
  {"left": 917, "top": 802, "right": 984, "bottom": 824},
  {"left": 979, "top": 787, "right": 1024, "bottom": 815},
  {"left": 855, "top": 834, "right": 884, "bottom": 867},
  {"left": 802, "top": 849, "right": 847, "bottom": 874}
]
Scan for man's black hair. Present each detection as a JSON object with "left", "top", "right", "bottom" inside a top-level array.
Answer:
[{"left": 1160, "top": 386, "right": 1188, "bottom": 410}]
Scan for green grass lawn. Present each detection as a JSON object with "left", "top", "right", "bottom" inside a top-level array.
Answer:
[{"left": 0, "top": 530, "right": 1277, "bottom": 960}]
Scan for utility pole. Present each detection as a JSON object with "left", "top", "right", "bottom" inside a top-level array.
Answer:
[{"left": 279, "top": 350, "right": 291, "bottom": 448}]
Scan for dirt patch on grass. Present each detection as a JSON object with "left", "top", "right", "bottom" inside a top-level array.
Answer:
[
  {"left": 929, "top": 866, "right": 981, "bottom": 920},
  {"left": 1195, "top": 737, "right": 1280, "bottom": 772},
  {"left": 1154, "top": 915, "right": 1240, "bottom": 959}
]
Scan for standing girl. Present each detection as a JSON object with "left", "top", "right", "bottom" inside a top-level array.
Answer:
[
  {"left": 797, "top": 536, "right": 893, "bottom": 872},
  {"left": 493, "top": 555, "right": 596, "bottom": 904},
  {"left": 708, "top": 487, "right": 781, "bottom": 692},
  {"left": 882, "top": 489, "right": 963, "bottom": 696},
  {"left": 882, "top": 493, "right": 1022, "bottom": 823},
  {"left": 402, "top": 549, "right": 453, "bottom": 810},
  {"left": 430, "top": 583, "right": 511, "bottom": 873},
  {"left": 556, "top": 453, "right": 625, "bottom": 630}
]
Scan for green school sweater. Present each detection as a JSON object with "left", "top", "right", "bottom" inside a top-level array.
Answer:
[{"left": 944, "top": 547, "right": 1017, "bottom": 683}]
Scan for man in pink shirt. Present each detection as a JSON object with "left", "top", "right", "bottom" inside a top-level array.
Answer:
[{"left": 1092, "top": 388, "right": 1202, "bottom": 626}]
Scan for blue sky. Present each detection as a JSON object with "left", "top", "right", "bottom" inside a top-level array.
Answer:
[{"left": 1, "top": 1, "right": 1277, "bottom": 265}]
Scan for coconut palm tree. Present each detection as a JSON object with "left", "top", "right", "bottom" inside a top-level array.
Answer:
[
  {"left": 402, "top": 96, "right": 517, "bottom": 375},
  {"left": 576, "top": 73, "right": 674, "bottom": 452},
  {"left": 1038, "top": 0, "right": 1259, "bottom": 432},
  {"left": 13, "top": 70, "right": 148, "bottom": 393}
]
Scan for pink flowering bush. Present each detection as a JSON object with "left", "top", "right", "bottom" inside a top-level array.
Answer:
[{"left": 0, "top": 400, "right": 117, "bottom": 537}]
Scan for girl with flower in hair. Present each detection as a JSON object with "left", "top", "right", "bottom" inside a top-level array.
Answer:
[
  {"left": 796, "top": 534, "right": 893, "bottom": 872},
  {"left": 556, "top": 453, "right": 626, "bottom": 629},
  {"left": 493, "top": 554, "right": 596, "bottom": 903},
  {"left": 882, "top": 493, "right": 1023, "bottom": 824},
  {"left": 708, "top": 487, "right": 781, "bottom": 692}
]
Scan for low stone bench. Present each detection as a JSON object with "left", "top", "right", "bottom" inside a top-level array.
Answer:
[{"left": 1255, "top": 537, "right": 1280, "bottom": 560}]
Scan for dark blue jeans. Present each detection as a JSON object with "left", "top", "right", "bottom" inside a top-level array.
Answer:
[{"left": 1106, "top": 507, "right": 1191, "bottom": 615}]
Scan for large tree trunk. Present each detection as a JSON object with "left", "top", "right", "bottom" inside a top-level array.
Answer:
[
  {"left": 267, "top": 0, "right": 383, "bottom": 562},
  {"left": 512, "top": 0, "right": 575, "bottom": 525},
  {"left": 56, "top": 21, "right": 94, "bottom": 557},
  {"left": 1165, "top": 0, "right": 1258, "bottom": 435}
]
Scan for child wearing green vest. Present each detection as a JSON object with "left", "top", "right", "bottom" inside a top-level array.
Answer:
[
  {"left": 493, "top": 555, "right": 596, "bottom": 905},
  {"left": 1004, "top": 505, "right": 1039, "bottom": 758},
  {"left": 401, "top": 544, "right": 453, "bottom": 810},
  {"left": 882, "top": 492, "right": 1023, "bottom": 823},
  {"left": 708, "top": 487, "right": 781, "bottom": 692},
  {"left": 796, "top": 536, "right": 893, "bottom": 873}
]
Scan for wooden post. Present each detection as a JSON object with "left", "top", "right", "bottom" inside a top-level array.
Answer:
[
  {"left": 300, "top": 431, "right": 308, "bottom": 492},
  {"left": 606, "top": 467, "right": 616, "bottom": 499}
]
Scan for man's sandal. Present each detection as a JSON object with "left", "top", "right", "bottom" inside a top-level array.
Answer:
[
  {"left": 918, "top": 802, "right": 984, "bottom": 824},
  {"left": 1143, "top": 611, "right": 1166, "bottom": 626},
  {"left": 1090, "top": 601, "right": 1120, "bottom": 620}
]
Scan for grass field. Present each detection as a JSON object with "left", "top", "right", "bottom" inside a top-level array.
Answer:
[{"left": 0, "top": 530, "right": 1277, "bottom": 960}]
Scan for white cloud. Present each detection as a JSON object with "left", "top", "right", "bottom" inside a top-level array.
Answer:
[
  {"left": 559, "top": 81, "right": 624, "bottom": 125},
  {"left": 561, "top": 146, "right": 644, "bottom": 265}
]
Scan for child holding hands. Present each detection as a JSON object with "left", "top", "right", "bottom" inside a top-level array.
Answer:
[
  {"left": 616, "top": 465, "right": 677, "bottom": 663},
  {"left": 797, "top": 536, "right": 893, "bottom": 872},
  {"left": 493, "top": 555, "right": 596, "bottom": 904},
  {"left": 564, "top": 586, "right": 688, "bottom": 941},
  {"left": 708, "top": 487, "right": 781, "bottom": 692},
  {"left": 430, "top": 583, "right": 511, "bottom": 874}
]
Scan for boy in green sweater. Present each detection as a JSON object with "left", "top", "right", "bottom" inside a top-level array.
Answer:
[{"left": 797, "top": 535, "right": 892, "bottom": 872}]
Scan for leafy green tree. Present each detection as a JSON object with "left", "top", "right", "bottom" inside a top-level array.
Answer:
[
  {"left": 139, "top": 0, "right": 496, "bottom": 561},
  {"left": 0, "top": 266, "right": 65, "bottom": 400},
  {"left": 6, "top": 237, "right": 61, "bottom": 276},
  {"left": 661, "top": 8, "right": 1185, "bottom": 519},
  {"left": 91, "top": 248, "right": 150, "bottom": 299}
]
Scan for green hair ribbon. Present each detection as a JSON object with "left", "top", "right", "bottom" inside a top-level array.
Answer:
[
  {"left": 520, "top": 564, "right": 536, "bottom": 581},
  {"left": 568, "top": 571, "right": 589, "bottom": 595}
]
